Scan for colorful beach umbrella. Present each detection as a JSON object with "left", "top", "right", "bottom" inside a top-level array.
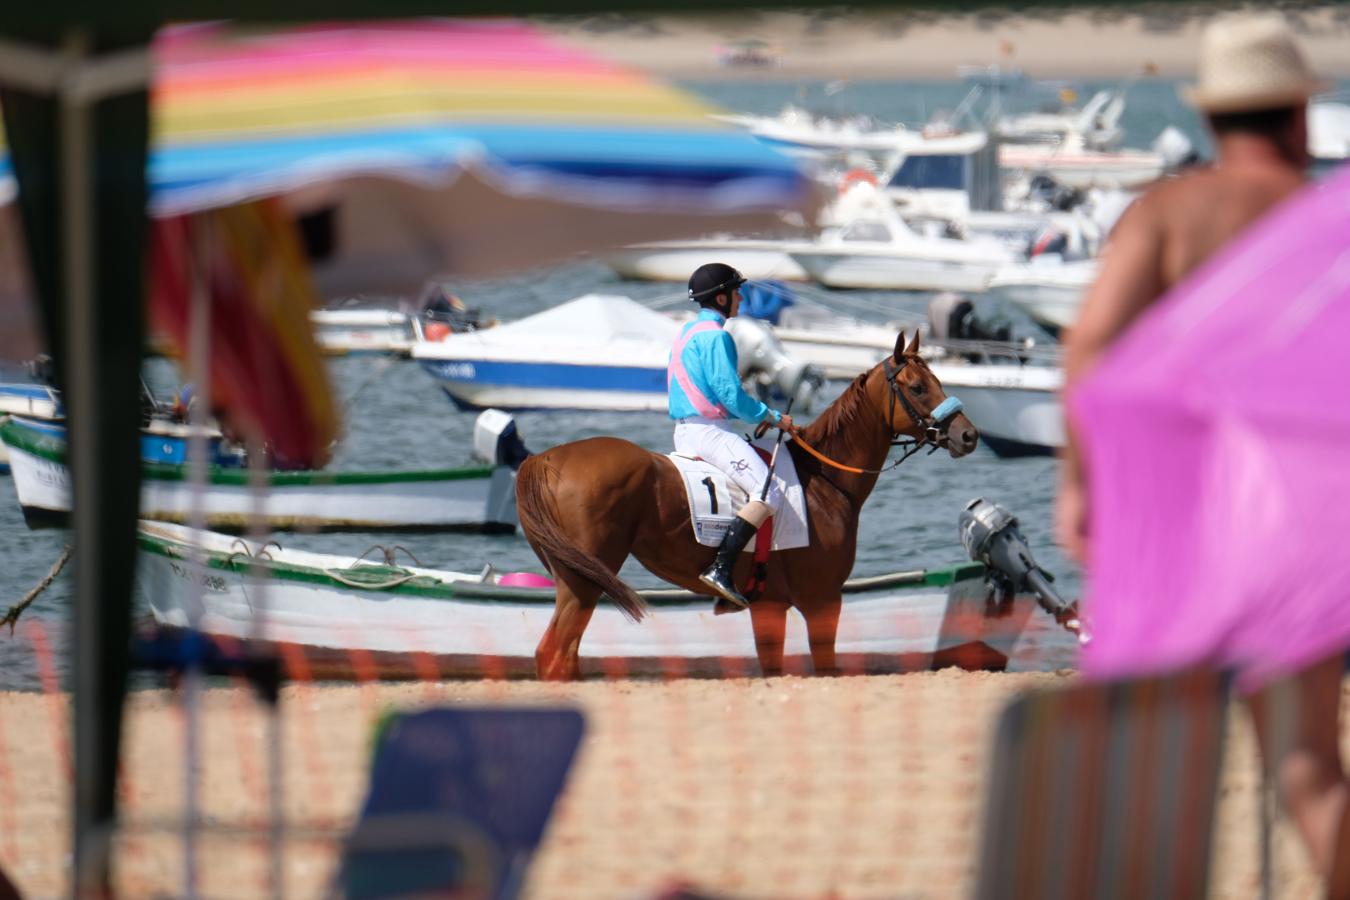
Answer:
[
  {"left": 1069, "top": 163, "right": 1350, "bottom": 689},
  {"left": 1, "top": 17, "right": 819, "bottom": 465},
  {"left": 4, "top": 18, "right": 817, "bottom": 296}
]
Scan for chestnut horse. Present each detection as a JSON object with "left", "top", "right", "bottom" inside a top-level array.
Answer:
[{"left": 515, "top": 331, "right": 979, "bottom": 679}]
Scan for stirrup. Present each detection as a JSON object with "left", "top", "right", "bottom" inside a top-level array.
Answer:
[{"left": 699, "top": 569, "right": 749, "bottom": 610}]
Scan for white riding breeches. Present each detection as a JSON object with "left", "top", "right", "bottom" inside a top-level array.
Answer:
[{"left": 673, "top": 418, "right": 784, "bottom": 514}]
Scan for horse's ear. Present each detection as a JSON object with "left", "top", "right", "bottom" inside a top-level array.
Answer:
[
  {"left": 892, "top": 331, "right": 905, "bottom": 362},
  {"left": 905, "top": 330, "right": 921, "bottom": 356}
]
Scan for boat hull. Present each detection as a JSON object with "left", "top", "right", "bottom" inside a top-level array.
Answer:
[
  {"left": 1, "top": 417, "right": 517, "bottom": 533},
  {"left": 790, "top": 250, "right": 999, "bottom": 292},
  {"left": 137, "top": 522, "right": 1034, "bottom": 679},
  {"left": 928, "top": 363, "right": 1064, "bottom": 457},
  {"left": 987, "top": 282, "right": 1083, "bottom": 332},
  {"left": 604, "top": 244, "right": 808, "bottom": 283},
  {"left": 418, "top": 359, "right": 669, "bottom": 412},
  {"left": 311, "top": 309, "right": 415, "bottom": 357},
  {"left": 998, "top": 146, "right": 1165, "bottom": 189}
]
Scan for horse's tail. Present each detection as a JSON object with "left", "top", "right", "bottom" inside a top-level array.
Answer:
[{"left": 515, "top": 455, "right": 648, "bottom": 622}]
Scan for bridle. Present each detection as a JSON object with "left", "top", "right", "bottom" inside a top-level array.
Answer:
[
  {"left": 788, "top": 355, "right": 966, "bottom": 476},
  {"left": 882, "top": 355, "right": 965, "bottom": 462}
]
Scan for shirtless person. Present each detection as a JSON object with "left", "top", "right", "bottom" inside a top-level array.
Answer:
[{"left": 1056, "top": 15, "right": 1349, "bottom": 891}]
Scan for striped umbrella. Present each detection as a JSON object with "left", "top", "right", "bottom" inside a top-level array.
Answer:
[
  {"left": 1, "top": 18, "right": 819, "bottom": 466},
  {"left": 144, "top": 19, "right": 817, "bottom": 292}
]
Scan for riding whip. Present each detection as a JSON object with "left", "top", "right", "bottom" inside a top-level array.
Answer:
[{"left": 757, "top": 397, "right": 795, "bottom": 502}]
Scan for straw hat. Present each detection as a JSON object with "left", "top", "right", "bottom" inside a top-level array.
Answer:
[{"left": 1183, "top": 14, "right": 1326, "bottom": 114}]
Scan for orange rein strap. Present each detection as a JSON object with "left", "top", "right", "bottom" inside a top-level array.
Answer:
[{"left": 786, "top": 430, "right": 869, "bottom": 475}]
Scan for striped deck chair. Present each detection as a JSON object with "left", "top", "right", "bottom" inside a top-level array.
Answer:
[
  {"left": 974, "top": 669, "right": 1231, "bottom": 900},
  {"left": 337, "top": 706, "right": 585, "bottom": 900}
]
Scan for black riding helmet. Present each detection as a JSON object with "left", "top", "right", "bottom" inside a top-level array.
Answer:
[{"left": 687, "top": 262, "right": 747, "bottom": 310}]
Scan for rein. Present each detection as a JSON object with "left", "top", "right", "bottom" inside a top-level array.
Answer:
[{"left": 790, "top": 356, "right": 964, "bottom": 476}]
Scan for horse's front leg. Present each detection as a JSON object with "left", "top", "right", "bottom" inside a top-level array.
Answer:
[
  {"left": 748, "top": 599, "right": 790, "bottom": 677},
  {"left": 535, "top": 587, "right": 596, "bottom": 681},
  {"left": 804, "top": 596, "right": 842, "bottom": 676}
]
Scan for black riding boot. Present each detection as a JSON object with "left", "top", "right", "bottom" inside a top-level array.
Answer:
[{"left": 699, "top": 517, "right": 759, "bottom": 610}]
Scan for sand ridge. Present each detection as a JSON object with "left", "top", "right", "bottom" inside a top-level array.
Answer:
[{"left": 542, "top": 7, "right": 1350, "bottom": 80}]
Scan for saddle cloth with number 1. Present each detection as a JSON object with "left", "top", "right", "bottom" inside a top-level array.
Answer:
[{"left": 666, "top": 436, "right": 810, "bottom": 551}]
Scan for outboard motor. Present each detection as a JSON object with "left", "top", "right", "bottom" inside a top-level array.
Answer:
[
  {"left": 959, "top": 497, "right": 1087, "bottom": 641},
  {"left": 472, "top": 409, "right": 532, "bottom": 470},
  {"left": 1026, "top": 173, "right": 1083, "bottom": 212},
  {"left": 724, "top": 316, "right": 823, "bottom": 413},
  {"left": 927, "top": 293, "right": 1016, "bottom": 352}
]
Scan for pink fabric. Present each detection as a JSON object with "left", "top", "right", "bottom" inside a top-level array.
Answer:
[
  {"left": 498, "top": 572, "right": 555, "bottom": 589},
  {"left": 1070, "top": 163, "right": 1350, "bottom": 689},
  {"left": 668, "top": 320, "right": 728, "bottom": 419}
]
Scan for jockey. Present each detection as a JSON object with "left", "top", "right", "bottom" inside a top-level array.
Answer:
[{"left": 670, "top": 262, "right": 795, "bottom": 610}]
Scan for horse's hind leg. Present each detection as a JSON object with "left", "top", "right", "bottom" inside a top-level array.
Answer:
[
  {"left": 749, "top": 599, "right": 790, "bottom": 677},
  {"left": 534, "top": 538, "right": 628, "bottom": 680},
  {"left": 804, "top": 596, "right": 842, "bottom": 676},
  {"left": 536, "top": 583, "right": 597, "bottom": 681}
]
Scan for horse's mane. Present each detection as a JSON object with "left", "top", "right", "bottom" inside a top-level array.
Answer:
[{"left": 808, "top": 368, "right": 878, "bottom": 452}]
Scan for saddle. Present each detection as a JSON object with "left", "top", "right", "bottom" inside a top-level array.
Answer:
[{"left": 665, "top": 437, "right": 809, "bottom": 552}]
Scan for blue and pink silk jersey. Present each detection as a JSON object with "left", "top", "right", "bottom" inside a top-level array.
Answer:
[{"left": 667, "top": 309, "right": 784, "bottom": 424}]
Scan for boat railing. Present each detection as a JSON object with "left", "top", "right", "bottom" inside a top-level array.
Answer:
[{"left": 926, "top": 336, "right": 1063, "bottom": 368}]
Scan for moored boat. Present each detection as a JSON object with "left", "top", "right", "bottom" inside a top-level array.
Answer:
[
  {"left": 927, "top": 358, "right": 1063, "bottom": 457},
  {"left": 985, "top": 257, "right": 1098, "bottom": 334},
  {"left": 1, "top": 415, "right": 517, "bottom": 533},
  {"left": 310, "top": 308, "right": 416, "bottom": 357},
  {"left": 137, "top": 521, "right": 1038, "bottom": 678},
  {"left": 413, "top": 293, "right": 678, "bottom": 412},
  {"left": 602, "top": 237, "right": 810, "bottom": 283}
]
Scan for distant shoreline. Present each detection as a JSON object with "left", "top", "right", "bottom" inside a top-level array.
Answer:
[{"left": 543, "top": 7, "right": 1350, "bottom": 82}]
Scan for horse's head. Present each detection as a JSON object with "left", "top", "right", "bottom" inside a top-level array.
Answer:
[{"left": 875, "top": 331, "right": 979, "bottom": 458}]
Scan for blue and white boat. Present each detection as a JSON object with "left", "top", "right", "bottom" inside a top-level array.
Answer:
[
  {"left": 413, "top": 294, "right": 680, "bottom": 412},
  {"left": 0, "top": 381, "right": 243, "bottom": 473}
]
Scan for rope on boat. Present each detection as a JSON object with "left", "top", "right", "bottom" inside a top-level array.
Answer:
[
  {"left": 323, "top": 568, "right": 420, "bottom": 590},
  {"left": 320, "top": 544, "right": 431, "bottom": 590},
  {"left": 353, "top": 544, "right": 426, "bottom": 568},
  {"left": 2, "top": 545, "right": 72, "bottom": 635}
]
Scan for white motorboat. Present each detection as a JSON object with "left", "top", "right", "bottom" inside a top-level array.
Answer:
[
  {"left": 767, "top": 305, "right": 900, "bottom": 380},
  {"left": 602, "top": 237, "right": 810, "bottom": 283},
  {"left": 137, "top": 520, "right": 1038, "bottom": 678},
  {"left": 998, "top": 89, "right": 1127, "bottom": 152},
  {"left": 928, "top": 357, "right": 1064, "bottom": 457},
  {"left": 985, "top": 257, "right": 1099, "bottom": 333},
  {"left": 788, "top": 182, "right": 1017, "bottom": 292},
  {"left": 999, "top": 133, "right": 1166, "bottom": 190},
  {"left": 1, "top": 415, "right": 518, "bottom": 533},
  {"left": 310, "top": 308, "right": 416, "bottom": 357},
  {"left": 712, "top": 105, "right": 925, "bottom": 158},
  {"left": 413, "top": 293, "right": 681, "bottom": 412}
]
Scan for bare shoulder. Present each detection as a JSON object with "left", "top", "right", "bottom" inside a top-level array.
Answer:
[{"left": 1130, "top": 168, "right": 1230, "bottom": 217}]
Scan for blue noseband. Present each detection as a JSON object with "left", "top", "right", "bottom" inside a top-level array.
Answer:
[{"left": 932, "top": 396, "right": 963, "bottom": 423}]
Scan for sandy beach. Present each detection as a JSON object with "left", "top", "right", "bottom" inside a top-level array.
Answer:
[
  {"left": 545, "top": 7, "right": 1350, "bottom": 80},
  {"left": 1, "top": 670, "right": 1345, "bottom": 898}
]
